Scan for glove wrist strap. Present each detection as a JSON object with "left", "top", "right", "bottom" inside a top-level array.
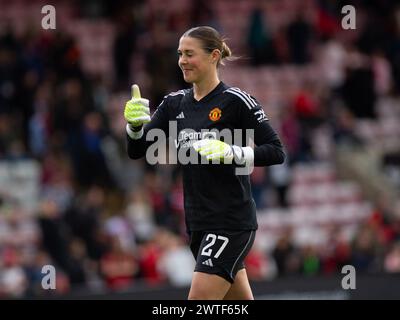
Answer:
[
  {"left": 231, "top": 145, "right": 245, "bottom": 165},
  {"left": 126, "top": 124, "right": 144, "bottom": 140},
  {"left": 232, "top": 145, "right": 254, "bottom": 166}
]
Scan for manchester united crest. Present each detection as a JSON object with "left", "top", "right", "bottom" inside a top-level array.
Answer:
[{"left": 209, "top": 107, "right": 222, "bottom": 121}]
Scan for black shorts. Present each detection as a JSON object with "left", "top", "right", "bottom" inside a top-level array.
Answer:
[{"left": 189, "top": 229, "right": 256, "bottom": 284}]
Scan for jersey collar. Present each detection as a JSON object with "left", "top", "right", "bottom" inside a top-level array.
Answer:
[{"left": 190, "top": 81, "right": 226, "bottom": 104}]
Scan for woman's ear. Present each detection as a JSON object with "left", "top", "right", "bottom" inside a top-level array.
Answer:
[{"left": 211, "top": 49, "right": 221, "bottom": 64}]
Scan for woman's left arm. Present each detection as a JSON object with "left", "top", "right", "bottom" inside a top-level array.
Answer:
[{"left": 240, "top": 100, "right": 285, "bottom": 167}]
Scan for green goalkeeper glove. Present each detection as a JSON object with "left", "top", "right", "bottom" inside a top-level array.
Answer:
[
  {"left": 124, "top": 84, "right": 150, "bottom": 129},
  {"left": 193, "top": 139, "right": 246, "bottom": 164}
]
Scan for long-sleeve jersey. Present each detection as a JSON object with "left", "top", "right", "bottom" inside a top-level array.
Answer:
[{"left": 127, "top": 82, "right": 285, "bottom": 232}]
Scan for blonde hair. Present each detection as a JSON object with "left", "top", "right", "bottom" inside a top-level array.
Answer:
[{"left": 182, "top": 26, "right": 236, "bottom": 67}]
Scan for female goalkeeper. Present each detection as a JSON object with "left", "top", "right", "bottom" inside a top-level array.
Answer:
[{"left": 124, "top": 26, "right": 285, "bottom": 300}]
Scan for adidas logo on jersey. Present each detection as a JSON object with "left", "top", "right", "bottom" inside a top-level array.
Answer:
[
  {"left": 176, "top": 112, "right": 185, "bottom": 119},
  {"left": 202, "top": 259, "right": 213, "bottom": 267}
]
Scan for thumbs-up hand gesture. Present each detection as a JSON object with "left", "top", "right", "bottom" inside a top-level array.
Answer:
[{"left": 124, "top": 84, "right": 150, "bottom": 128}]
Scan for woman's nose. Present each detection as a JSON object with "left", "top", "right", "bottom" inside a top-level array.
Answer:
[{"left": 179, "top": 56, "right": 187, "bottom": 65}]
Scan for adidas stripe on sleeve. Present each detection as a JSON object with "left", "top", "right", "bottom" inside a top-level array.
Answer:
[{"left": 224, "top": 87, "right": 285, "bottom": 167}]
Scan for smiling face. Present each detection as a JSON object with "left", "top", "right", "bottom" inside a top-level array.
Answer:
[{"left": 178, "top": 36, "right": 219, "bottom": 84}]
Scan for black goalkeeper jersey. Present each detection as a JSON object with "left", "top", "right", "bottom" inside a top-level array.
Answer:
[{"left": 127, "top": 82, "right": 285, "bottom": 232}]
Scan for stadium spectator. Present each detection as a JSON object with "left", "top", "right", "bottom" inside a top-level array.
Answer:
[{"left": 99, "top": 236, "right": 138, "bottom": 290}]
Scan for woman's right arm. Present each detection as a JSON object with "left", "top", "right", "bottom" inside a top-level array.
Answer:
[{"left": 126, "top": 98, "right": 170, "bottom": 159}]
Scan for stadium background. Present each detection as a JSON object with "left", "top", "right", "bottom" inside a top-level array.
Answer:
[{"left": 0, "top": 0, "right": 399, "bottom": 299}]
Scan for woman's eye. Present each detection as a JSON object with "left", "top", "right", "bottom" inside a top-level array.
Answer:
[{"left": 177, "top": 52, "right": 193, "bottom": 58}]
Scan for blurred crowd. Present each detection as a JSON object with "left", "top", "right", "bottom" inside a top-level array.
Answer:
[{"left": 0, "top": 0, "right": 400, "bottom": 298}]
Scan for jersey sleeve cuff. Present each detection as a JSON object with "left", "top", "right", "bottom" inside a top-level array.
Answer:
[{"left": 126, "top": 123, "right": 144, "bottom": 140}]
